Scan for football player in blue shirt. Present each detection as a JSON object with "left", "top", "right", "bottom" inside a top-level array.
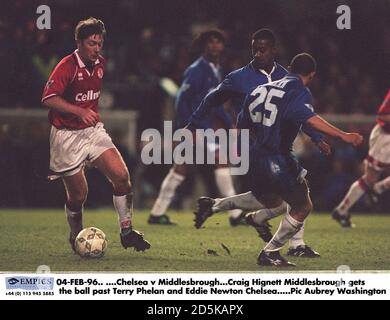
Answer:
[
  {"left": 191, "top": 29, "right": 330, "bottom": 257},
  {"left": 240, "top": 53, "right": 362, "bottom": 266},
  {"left": 148, "top": 30, "right": 242, "bottom": 225}
]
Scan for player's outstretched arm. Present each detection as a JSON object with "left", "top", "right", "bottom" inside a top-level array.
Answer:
[
  {"left": 306, "top": 115, "right": 363, "bottom": 146},
  {"left": 188, "top": 86, "right": 234, "bottom": 129},
  {"left": 43, "top": 96, "right": 99, "bottom": 126}
]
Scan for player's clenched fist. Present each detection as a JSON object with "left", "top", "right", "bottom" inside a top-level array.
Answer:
[{"left": 341, "top": 133, "right": 363, "bottom": 146}]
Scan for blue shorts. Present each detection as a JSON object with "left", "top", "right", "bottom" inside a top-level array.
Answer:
[{"left": 249, "top": 153, "right": 307, "bottom": 200}]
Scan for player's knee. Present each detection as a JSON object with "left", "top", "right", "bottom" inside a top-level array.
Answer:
[
  {"left": 68, "top": 192, "right": 87, "bottom": 207},
  {"left": 113, "top": 171, "right": 131, "bottom": 191}
]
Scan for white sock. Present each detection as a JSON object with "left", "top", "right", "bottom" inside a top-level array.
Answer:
[
  {"left": 336, "top": 179, "right": 367, "bottom": 215},
  {"left": 264, "top": 213, "right": 303, "bottom": 252},
  {"left": 65, "top": 204, "right": 83, "bottom": 238},
  {"left": 252, "top": 202, "right": 288, "bottom": 225},
  {"left": 214, "top": 167, "right": 242, "bottom": 219},
  {"left": 213, "top": 191, "right": 264, "bottom": 212},
  {"left": 113, "top": 193, "right": 133, "bottom": 231},
  {"left": 373, "top": 176, "right": 390, "bottom": 195},
  {"left": 289, "top": 221, "right": 306, "bottom": 248},
  {"left": 151, "top": 169, "right": 185, "bottom": 217}
]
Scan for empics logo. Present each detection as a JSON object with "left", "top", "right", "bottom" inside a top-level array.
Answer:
[
  {"left": 6, "top": 277, "right": 54, "bottom": 290},
  {"left": 7, "top": 278, "right": 19, "bottom": 285},
  {"left": 75, "top": 90, "right": 101, "bottom": 102}
]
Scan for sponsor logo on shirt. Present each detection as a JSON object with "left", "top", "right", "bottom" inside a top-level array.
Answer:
[{"left": 75, "top": 90, "right": 101, "bottom": 102}]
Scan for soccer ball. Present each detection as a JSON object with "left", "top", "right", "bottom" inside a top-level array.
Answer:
[{"left": 75, "top": 227, "right": 107, "bottom": 258}]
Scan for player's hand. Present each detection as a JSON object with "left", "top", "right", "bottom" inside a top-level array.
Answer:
[
  {"left": 77, "top": 108, "right": 99, "bottom": 126},
  {"left": 341, "top": 133, "right": 363, "bottom": 146},
  {"left": 316, "top": 140, "right": 332, "bottom": 156}
]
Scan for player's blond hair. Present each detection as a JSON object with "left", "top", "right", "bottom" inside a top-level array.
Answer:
[{"left": 75, "top": 17, "right": 106, "bottom": 41}]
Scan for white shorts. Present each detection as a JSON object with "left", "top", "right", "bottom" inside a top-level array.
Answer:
[
  {"left": 366, "top": 124, "right": 390, "bottom": 171},
  {"left": 49, "top": 122, "right": 116, "bottom": 178}
]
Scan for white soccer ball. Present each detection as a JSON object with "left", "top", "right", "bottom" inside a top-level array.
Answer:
[{"left": 75, "top": 227, "right": 107, "bottom": 258}]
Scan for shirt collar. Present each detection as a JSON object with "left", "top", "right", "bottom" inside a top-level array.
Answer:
[
  {"left": 256, "top": 61, "right": 276, "bottom": 77},
  {"left": 251, "top": 61, "right": 277, "bottom": 83},
  {"left": 74, "top": 49, "right": 100, "bottom": 68},
  {"left": 201, "top": 56, "right": 222, "bottom": 81}
]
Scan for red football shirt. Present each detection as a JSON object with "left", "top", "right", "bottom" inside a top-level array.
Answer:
[
  {"left": 42, "top": 49, "right": 105, "bottom": 129},
  {"left": 376, "top": 90, "right": 390, "bottom": 133}
]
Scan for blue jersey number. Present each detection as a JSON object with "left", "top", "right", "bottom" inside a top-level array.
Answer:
[{"left": 248, "top": 87, "right": 285, "bottom": 127}]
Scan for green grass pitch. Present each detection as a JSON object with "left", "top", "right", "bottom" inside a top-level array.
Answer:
[{"left": 0, "top": 209, "right": 390, "bottom": 272}]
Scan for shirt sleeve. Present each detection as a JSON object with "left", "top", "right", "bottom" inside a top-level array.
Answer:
[
  {"left": 188, "top": 72, "right": 237, "bottom": 129},
  {"left": 177, "top": 69, "right": 202, "bottom": 104},
  {"left": 285, "top": 89, "right": 316, "bottom": 125},
  {"left": 174, "top": 68, "right": 203, "bottom": 122},
  {"left": 42, "top": 60, "right": 75, "bottom": 102}
]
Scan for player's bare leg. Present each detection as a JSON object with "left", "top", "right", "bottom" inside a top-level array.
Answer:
[
  {"left": 148, "top": 163, "right": 187, "bottom": 225},
  {"left": 63, "top": 169, "right": 88, "bottom": 251},
  {"left": 333, "top": 163, "right": 381, "bottom": 227},
  {"left": 93, "top": 148, "right": 150, "bottom": 251}
]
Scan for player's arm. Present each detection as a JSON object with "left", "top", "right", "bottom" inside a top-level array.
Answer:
[
  {"left": 301, "top": 124, "right": 322, "bottom": 144},
  {"left": 187, "top": 74, "right": 236, "bottom": 129},
  {"left": 301, "top": 124, "right": 331, "bottom": 155},
  {"left": 224, "top": 100, "right": 237, "bottom": 129},
  {"left": 43, "top": 96, "right": 98, "bottom": 126},
  {"left": 176, "top": 68, "right": 207, "bottom": 124},
  {"left": 288, "top": 91, "right": 362, "bottom": 147},
  {"left": 306, "top": 115, "right": 363, "bottom": 146},
  {"left": 292, "top": 92, "right": 330, "bottom": 155},
  {"left": 42, "top": 61, "right": 98, "bottom": 126}
]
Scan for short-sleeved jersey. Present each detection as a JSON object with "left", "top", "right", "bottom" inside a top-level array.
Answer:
[
  {"left": 376, "top": 90, "right": 390, "bottom": 133},
  {"left": 175, "top": 56, "right": 230, "bottom": 129},
  {"left": 42, "top": 49, "right": 105, "bottom": 130},
  {"left": 239, "top": 74, "right": 316, "bottom": 155}
]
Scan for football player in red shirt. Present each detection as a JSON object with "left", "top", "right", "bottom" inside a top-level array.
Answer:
[
  {"left": 333, "top": 90, "right": 390, "bottom": 227},
  {"left": 42, "top": 18, "right": 150, "bottom": 252}
]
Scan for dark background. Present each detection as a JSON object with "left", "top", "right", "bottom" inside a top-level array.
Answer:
[{"left": 0, "top": 0, "right": 389, "bottom": 212}]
